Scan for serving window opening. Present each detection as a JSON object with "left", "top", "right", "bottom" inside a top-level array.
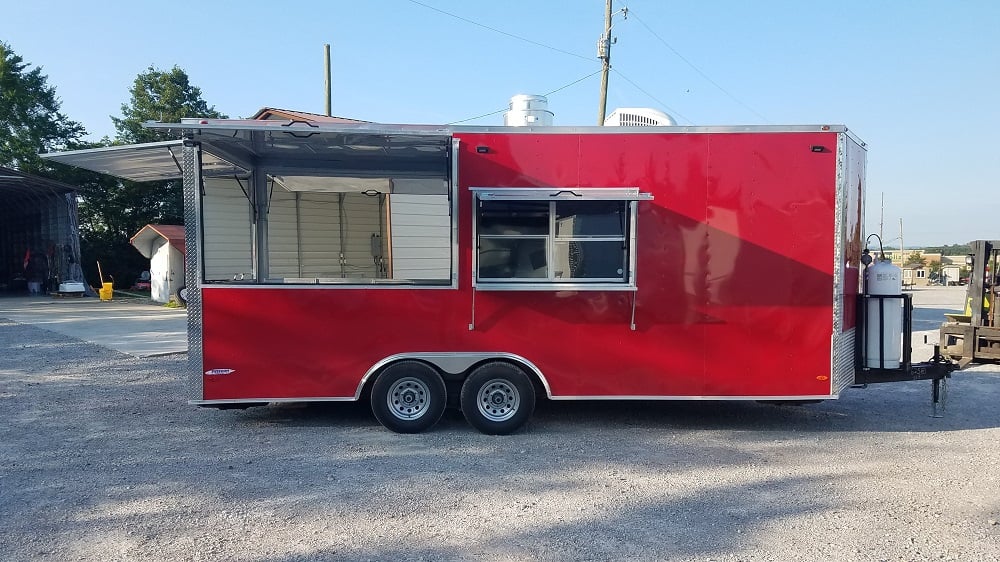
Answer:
[
  {"left": 193, "top": 128, "right": 456, "bottom": 287},
  {"left": 472, "top": 188, "right": 650, "bottom": 291}
]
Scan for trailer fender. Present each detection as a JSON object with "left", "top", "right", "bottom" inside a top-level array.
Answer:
[{"left": 355, "top": 352, "right": 552, "bottom": 400}]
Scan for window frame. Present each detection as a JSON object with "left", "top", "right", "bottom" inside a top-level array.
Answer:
[{"left": 471, "top": 187, "right": 650, "bottom": 292}]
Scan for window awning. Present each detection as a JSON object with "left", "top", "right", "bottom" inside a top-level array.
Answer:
[
  {"left": 41, "top": 140, "right": 246, "bottom": 182},
  {"left": 471, "top": 187, "right": 653, "bottom": 201}
]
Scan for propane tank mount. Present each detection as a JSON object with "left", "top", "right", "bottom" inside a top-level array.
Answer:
[{"left": 855, "top": 234, "right": 957, "bottom": 416}]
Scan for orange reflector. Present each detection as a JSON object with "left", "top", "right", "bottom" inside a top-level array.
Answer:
[
  {"left": 821, "top": 125, "right": 831, "bottom": 131},
  {"left": 816, "top": 375, "right": 829, "bottom": 381}
]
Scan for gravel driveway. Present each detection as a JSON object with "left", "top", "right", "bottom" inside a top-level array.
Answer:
[{"left": 1, "top": 287, "right": 998, "bottom": 561}]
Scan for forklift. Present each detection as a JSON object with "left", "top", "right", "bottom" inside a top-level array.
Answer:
[{"left": 940, "top": 240, "right": 1000, "bottom": 367}]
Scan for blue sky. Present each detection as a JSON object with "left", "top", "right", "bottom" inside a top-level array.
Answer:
[{"left": 5, "top": 0, "right": 998, "bottom": 247}]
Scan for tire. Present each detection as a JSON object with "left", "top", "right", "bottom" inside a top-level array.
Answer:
[
  {"left": 175, "top": 285, "right": 189, "bottom": 305},
  {"left": 460, "top": 362, "right": 535, "bottom": 435},
  {"left": 370, "top": 361, "right": 446, "bottom": 434}
]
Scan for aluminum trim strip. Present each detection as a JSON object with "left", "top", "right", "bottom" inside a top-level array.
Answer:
[
  {"left": 198, "top": 283, "right": 457, "bottom": 291},
  {"left": 471, "top": 187, "right": 652, "bottom": 201},
  {"left": 191, "top": 398, "right": 355, "bottom": 405},
  {"left": 145, "top": 121, "right": 850, "bottom": 135},
  {"left": 831, "top": 132, "right": 848, "bottom": 393},
  {"left": 190, "top": 393, "right": 838, "bottom": 405},
  {"left": 548, "top": 394, "right": 838, "bottom": 401},
  {"left": 834, "top": 328, "right": 857, "bottom": 394},
  {"left": 183, "top": 142, "right": 204, "bottom": 401},
  {"left": 355, "top": 352, "right": 553, "bottom": 399},
  {"left": 474, "top": 283, "right": 637, "bottom": 292},
  {"left": 450, "top": 138, "right": 460, "bottom": 288}
]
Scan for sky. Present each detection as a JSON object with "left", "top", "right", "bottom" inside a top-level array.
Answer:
[{"left": 4, "top": 0, "right": 998, "bottom": 247}]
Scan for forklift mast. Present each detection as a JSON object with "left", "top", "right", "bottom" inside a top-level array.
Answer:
[{"left": 940, "top": 240, "right": 1000, "bottom": 366}]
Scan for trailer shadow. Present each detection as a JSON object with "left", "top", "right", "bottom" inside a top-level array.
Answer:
[
  {"left": 3, "top": 318, "right": 999, "bottom": 560},
  {"left": 265, "top": 374, "right": 1000, "bottom": 434}
]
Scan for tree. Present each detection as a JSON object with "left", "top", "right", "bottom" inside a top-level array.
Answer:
[
  {"left": 904, "top": 251, "right": 927, "bottom": 266},
  {"left": 0, "top": 42, "right": 84, "bottom": 171},
  {"left": 75, "top": 65, "right": 227, "bottom": 286},
  {"left": 112, "top": 65, "right": 226, "bottom": 144}
]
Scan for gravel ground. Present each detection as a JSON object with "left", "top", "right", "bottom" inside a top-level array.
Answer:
[{"left": 1, "top": 287, "right": 999, "bottom": 561}]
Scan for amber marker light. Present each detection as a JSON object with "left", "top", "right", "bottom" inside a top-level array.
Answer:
[{"left": 816, "top": 375, "right": 830, "bottom": 381}]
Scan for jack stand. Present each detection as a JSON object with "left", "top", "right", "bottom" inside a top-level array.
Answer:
[{"left": 930, "top": 377, "right": 948, "bottom": 418}]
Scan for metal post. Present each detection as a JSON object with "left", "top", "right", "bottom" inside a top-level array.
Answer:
[
  {"left": 597, "top": 0, "right": 613, "bottom": 125},
  {"left": 324, "top": 44, "right": 332, "bottom": 117},
  {"left": 931, "top": 378, "right": 942, "bottom": 418}
]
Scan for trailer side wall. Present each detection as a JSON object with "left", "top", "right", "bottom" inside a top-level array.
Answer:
[{"left": 197, "top": 131, "right": 841, "bottom": 401}]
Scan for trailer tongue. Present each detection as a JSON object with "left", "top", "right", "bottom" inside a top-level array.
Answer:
[{"left": 855, "top": 241, "right": 957, "bottom": 415}]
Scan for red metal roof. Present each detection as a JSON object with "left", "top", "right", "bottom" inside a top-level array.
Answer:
[
  {"left": 251, "top": 107, "right": 369, "bottom": 124},
  {"left": 130, "top": 224, "right": 186, "bottom": 257}
]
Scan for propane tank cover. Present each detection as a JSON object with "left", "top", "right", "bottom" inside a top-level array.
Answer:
[{"left": 865, "top": 260, "right": 903, "bottom": 368}]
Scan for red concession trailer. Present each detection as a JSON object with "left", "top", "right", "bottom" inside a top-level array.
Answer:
[{"left": 44, "top": 121, "right": 953, "bottom": 433}]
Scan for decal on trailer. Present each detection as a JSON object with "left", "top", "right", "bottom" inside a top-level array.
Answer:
[{"left": 205, "top": 368, "right": 236, "bottom": 376}]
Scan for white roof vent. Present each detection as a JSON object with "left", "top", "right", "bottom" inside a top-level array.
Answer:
[
  {"left": 504, "top": 94, "right": 554, "bottom": 127},
  {"left": 604, "top": 107, "right": 676, "bottom": 127}
]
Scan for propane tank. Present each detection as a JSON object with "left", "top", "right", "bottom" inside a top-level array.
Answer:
[{"left": 865, "top": 259, "right": 903, "bottom": 368}]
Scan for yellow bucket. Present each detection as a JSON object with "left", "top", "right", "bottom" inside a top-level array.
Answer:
[{"left": 99, "top": 282, "right": 113, "bottom": 301}]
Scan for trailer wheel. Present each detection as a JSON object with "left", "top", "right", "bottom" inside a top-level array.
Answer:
[
  {"left": 460, "top": 362, "right": 535, "bottom": 435},
  {"left": 370, "top": 361, "right": 446, "bottom": 434}
]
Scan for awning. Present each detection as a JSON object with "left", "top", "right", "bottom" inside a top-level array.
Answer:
[
  {"left": 471, "top": 187, "right": 653, "bottom": 201},
  {"left": 143, "top": 121, "right": 453, "bottom": 180},
  {"left": 41, "top": 140, "right": 247, "bottom": 182},
  {"left": 43, "top": 122, "right": 454, "bottom": 182}
]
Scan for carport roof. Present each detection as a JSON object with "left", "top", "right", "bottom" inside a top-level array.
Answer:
[{"left": 0, "top": 166, "right": 78, "bottom": 206}]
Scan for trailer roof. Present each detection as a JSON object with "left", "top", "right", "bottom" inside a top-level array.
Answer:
[
  {"left": 145, "top": 119, "right": 850, "bottom": 137},
  {"left": 40, "top": 120, "right": 862, "bottom": 183}
]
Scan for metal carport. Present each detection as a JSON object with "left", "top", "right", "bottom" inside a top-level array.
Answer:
[{"left": 0, "top": 167, "right": 87, "bottom": 294}]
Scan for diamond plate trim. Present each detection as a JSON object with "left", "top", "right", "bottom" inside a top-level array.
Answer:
[
  {"left": 182, "top": 142, "right": 204, "bottom": 400},
  {"left": 832, "top": 133, "right": 847, "bottom": 336},
  {"left": 829, "top": 133, "right": 848, "bottom": 394},
  {"left": 833, "top": 328, "right": 857, "bottom": 394}
]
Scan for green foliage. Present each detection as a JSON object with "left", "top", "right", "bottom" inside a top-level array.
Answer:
[
  {"left": 75, "top": 65, "right": 226, "bottom": 285},
  {"left": 904, "top": 251, "right": 927, "bottom": 266},
  {"left": 112, "top": 65, "right": 226, "bottom": 144},
  {"left": 0, "top": 42, "right": 84, "bottom": 171},
  {"left": 922, "top": 244, "right": 972, "bottom": 256}
]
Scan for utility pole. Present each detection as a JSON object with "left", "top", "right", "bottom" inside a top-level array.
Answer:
[
  {"left": 879, "top": 192, "right": 884, "bottom": 242},
  {"left": 597, "top": 0, "right": 613, "bottom": 125},
  {"left": 597, "top": 3, "right": 628, "bottom": 124},
  {"left": 899, "top": 218, "right": 905, "bottom": 264},
  {"left": 324, "top": 44, "right": 332, "bottom": 117}
]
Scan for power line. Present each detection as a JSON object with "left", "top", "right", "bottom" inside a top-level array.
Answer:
[
  {"left": 629, "top": 10, "right": 770, "bottom": 124},
  {"left": 544, "top": 68, "right": 604, "bottom": 96},
  {"left": 611, "top": 69, "right": 694, "bottom": 124},
  {"left": 447, "top": 108, "right": 506, "bottom": 126},
  {"left": 408, "top": 0, "right": 596, "bottom": 63},
  {"left": 448, "top": 69, "right": 603, "bottom": 125}
]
